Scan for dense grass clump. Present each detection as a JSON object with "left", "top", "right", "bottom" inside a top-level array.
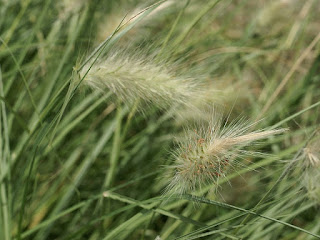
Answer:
[{"left": 1, "top": 0, "right": 320, "bottom": 239}]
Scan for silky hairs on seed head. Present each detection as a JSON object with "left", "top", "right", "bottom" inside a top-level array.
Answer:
[{"left": 164, "top": 113, "right": 287, "bottom": 196}]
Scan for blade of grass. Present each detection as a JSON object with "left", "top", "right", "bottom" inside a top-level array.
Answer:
[
  {"left": 0, "top": 0, "right": 32, "bottom": 48},
  {"left": 257, "top": 31, "right": 320, "bottom": 120},
  {"left": 21, "top": 171, "right": 159, "bottom": 239},
  {"left": 156, "top": 0, "right": 190, "bottom": 60},
  {"left": 34, "top": 116, "right": 119, "bottom": 240},
  {"left": 270, "top": 99, "right": 320, "bottom": 129},
  {"left": 16, "top": 120, "right": 54, "bottom": 240},
  {"left": 0, "top": 66, "right": 11, "bottom": 240},
  {"left": 0, "top": 37, "right": 40, "bottom": 117},
  {"left": 9, "top": 6, "right": 89, "bottom": 185},
  {"left": 233, "top": 129, "right": 318, "bottom": 235},
  {"left": 172, "top": 0, "right": 222, "bottom": 48},
  {"left": 175, "top": 214, "right": 247, "bottom": 240},
  {"left": 103, "top": 105, "right": 124, "bottom": 188},
  {"left": 103, "top": 191, "right": 206, "bottom": 227},
  {"left": 182, "top": 194, "right": 320, "bottom": 239},
  {"left": 3, "top": 0, "right": 52, "bottom": 95}
]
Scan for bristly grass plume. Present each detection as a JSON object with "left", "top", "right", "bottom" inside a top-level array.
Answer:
[
  {"left": 79, "top": 49, "right": 203, "bottom": 110},
  {"left": 165, "top": 114, "right": 287, "bottom": 196}
]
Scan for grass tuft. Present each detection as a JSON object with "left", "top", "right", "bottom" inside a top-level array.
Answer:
[{"left": 1, "top": 0, "right": 320, "bottom": 239}]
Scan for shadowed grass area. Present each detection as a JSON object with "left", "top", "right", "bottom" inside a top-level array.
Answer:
[{"left": 1, "top": 0, "right": 320, "bottom": 239}]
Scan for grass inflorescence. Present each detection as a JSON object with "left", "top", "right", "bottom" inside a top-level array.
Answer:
[
  {"left": 1, "top": 0, "right": 320, "bottom": 239},
  {"left": 79, "top": 49, "right": 203, "bottom": 111},
  {"left": 166, "top": 115, "right": 286, "bottom": 195}
]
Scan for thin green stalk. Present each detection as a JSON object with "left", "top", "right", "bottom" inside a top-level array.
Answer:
[
  {"left": 34, "top": 117, "right": 119, "bottom": 240},
  {"left": 234, "top": 128, "right": 319, "bottom": 236},
  {"left": 16, "top": 146, "right": 39, "bottom": 240},
  {"left": 48, "top": 9, "right": 90, "bottom": 147},
  {"left": 0, "top": 67, "right": 11, "bottom": 240},
  {"left": 9, "top": 6, "right": 88, "bottom": 184},
  {"left": 270, "top": 99, "right": 320, "bottom": 129},
  {"left": 103, "top": 106, "right": 124, "bottom": 189},
  {"left": 0, "top": 0, "right": 32, "bottom": 48},
  {"left": 0, "top": 38, "right": 40, "bottom": 118},
  {"left": 156, "top": 0, "right": 190, "bottom": 60},
  {"left": 183, "top": 194, "right": 320, "bottom": 239},
  {"left": 172, "top": 0, "right": 222, "bottom": 48},
  {"left": 4, "top": 0, "right": 53, "bottom": 95}
]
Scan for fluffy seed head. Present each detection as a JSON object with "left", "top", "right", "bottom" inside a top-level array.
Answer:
[
  {"left": 79, "top": 50, "right": 202, "bottom": 110},
  {"left": 165, "top": 115, "right": 286, "bottom": 195}
]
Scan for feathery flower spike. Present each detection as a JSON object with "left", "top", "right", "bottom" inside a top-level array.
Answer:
[
  {"left": 166, "top": 115, "right": 287, "bottom": 195},
  {"left": 79, "top": 50, "right": 202, "bottom": 110}
]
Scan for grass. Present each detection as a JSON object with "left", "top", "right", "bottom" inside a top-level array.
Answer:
[{"left": 1, "top": 0, "right": 320, "bottom": 239}]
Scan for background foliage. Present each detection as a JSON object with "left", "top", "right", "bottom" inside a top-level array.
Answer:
[{"left": 1, "top": 0, "right": 320, "bottom": 239}]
